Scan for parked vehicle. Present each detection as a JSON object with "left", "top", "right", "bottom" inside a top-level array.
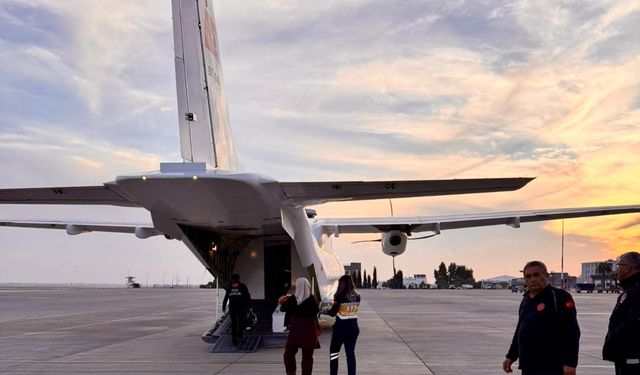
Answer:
[
  {"left": 510, "top": 278, "right": 526, "bottom": 293},
  {"left": 576, "top": 283, "right": 595, "bottom": 293},
  {"left": 596, "top": 284, "right": 621, "bottom": 293},
  {"left": 511, "top": 285, "right": 525, "bottom": 293}
]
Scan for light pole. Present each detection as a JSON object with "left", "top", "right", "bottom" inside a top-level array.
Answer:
[{"left": 561, "top": 220, "right": 565, "bottom": 288}]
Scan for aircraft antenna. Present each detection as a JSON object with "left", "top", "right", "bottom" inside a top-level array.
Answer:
[{"left": 389, "top": 199, "right": 394, "bottom": 217}]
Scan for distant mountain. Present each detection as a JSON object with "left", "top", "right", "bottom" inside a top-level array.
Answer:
[{"left": 482, "top": 275, "right": 519, "bottom": 282}]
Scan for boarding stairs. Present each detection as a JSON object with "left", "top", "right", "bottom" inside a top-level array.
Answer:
[{"left": 202, "top": 300, "right": 287, "bottom": 353}]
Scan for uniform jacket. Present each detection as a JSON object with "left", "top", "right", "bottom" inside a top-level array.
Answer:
[
  {"left": 327, "top": 292, "right": 361, "bottom": 322},
  {"left": 507, "top": 285, "right": 580, "bottom": 371},
  {"left": 603, "top": 272, "right": 640, "bottom": 362},
  {"left": 222, "top": 281, "right": 251, "bottom": 312},
  {"left": 280, "top": 295, "right": 320, "bottom": 349}
]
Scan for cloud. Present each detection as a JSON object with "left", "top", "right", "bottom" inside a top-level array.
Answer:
[
  {"left": 0, "top": 123, "right": 162, "bottom": 187},
  {"left": 0, "top": 0, "right": 177, "bottom": 154}
]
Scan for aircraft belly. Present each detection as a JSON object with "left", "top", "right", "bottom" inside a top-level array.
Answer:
[{"left": 115, "top": 176, "right": 282, "bottom": 234}]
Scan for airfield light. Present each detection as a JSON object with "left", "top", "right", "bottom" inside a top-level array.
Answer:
[
  {"left": 192, "top": 175, "right": 198, "bottom": 180},
  {"left": 142, "top": 176, "right": 147, "bottom": 181}
]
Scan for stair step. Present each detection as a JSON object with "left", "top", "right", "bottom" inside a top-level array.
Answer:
[{"left": 210, "top": 335, "right": 262, "bottom": 353}]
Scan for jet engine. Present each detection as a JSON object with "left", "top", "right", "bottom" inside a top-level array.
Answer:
[{"left": 381, "top": 230, "right": 407, "bottom": 257}]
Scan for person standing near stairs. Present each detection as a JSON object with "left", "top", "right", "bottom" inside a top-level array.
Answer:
[
  {"left": 326, "top": 274, "right": 361, "bottom": 375},
  {"left": 281, "top": 277, "right": 320, "bottom": 375},
  {"left": 222, "top": 273, "right": 252, "bottom": 346}
]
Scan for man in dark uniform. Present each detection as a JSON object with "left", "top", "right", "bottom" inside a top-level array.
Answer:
[
  {"left": 222, "top": 273, "right": 251, "bottom": 346},
  {"left": 603, "top": 251, "right": 640, "bottom": 375},
  {"left": 503, "top": 260, "right": 580, "bottom": 375}
]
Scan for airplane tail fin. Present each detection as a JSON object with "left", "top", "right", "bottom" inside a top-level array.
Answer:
[{"left": 172, "top": 0, "right": 242, "bottom": 171}]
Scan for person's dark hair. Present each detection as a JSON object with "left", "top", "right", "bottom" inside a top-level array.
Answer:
[
  {"left": 336, "top": 274, "right": 356, "bottom": 297},
  {"left": 522, "top": 260, "right": 548, "bottom": 275},
  {"left": 621, "top": 252, "right": 640, "bottom": 271},
  {"left": 231, "top": 273, "right": 240, "bottom": 282}
]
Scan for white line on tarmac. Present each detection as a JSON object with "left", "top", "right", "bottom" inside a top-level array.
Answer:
[{"left": 0, "top": 305, "right": 210, "bottom": 340}]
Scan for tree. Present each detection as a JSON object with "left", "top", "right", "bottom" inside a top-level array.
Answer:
[
  {"left": 367, "top": 274, "right": 372, "bottom": 289},
  {"left": 434, "top": 262, "right": 448, "bottom": 289},
  {"left": 363, "top": 270, "right": 368, "bottom": 288},
  {"left": 356, "top": 270, "right": 362, "bottom": 288},
  {"left": 434, "top": 261, "right": 475, "bottom": 288},
  {"left": 395, "top": 270, "right": 405, "bottom": 289},
  {"left": 596, "top": 261, "right": 614, "bottom": 291},
  {"left": 448, "top": 262, "right": 458, "bottom": 286},
  {"left": 372, "top": 267, "right": 378, "bottom": 289},
  {"left": 383, "top": 269, "right": 406, "bottom": 289},
  {"left": 452, "top": 264, "right": 475, "bottom": 286}
]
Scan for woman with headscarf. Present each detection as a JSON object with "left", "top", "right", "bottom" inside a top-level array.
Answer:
[
  {"left": 326, "top": 274, "right": 361, "bottom": 375},
  {"left": 280, "top": 277, "right": 320, "bottom": 375}
]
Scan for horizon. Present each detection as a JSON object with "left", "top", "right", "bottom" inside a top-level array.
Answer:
[{"left": 1, "top": 0, "right": 639, "bottom": 285}]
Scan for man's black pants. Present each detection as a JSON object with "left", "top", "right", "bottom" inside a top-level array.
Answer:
[{"left": 230, "top": 309, "right": 245, "bottom": 345}]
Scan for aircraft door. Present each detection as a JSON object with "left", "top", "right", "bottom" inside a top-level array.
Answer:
[{"left": 264, "top": 241, "right": 292, "bottom": 312}]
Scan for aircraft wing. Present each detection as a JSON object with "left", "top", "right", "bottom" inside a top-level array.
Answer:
[
  {"left": 317, "top": 204, "right": 640, "bottom": 234},
  {"left": 0, "top": 219, "right": 160, "bottom": 238},
  {"left": 0, "top": 184, "right": 138, "bottom": 207},
  {"left": 281, "top": 177, "right": 534, "bottom": 206}
]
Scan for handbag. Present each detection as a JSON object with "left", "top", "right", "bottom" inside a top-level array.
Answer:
[{"left": 245, "top": 308, "right": 257, "bottom": 330}]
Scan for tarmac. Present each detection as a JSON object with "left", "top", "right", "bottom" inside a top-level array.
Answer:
[{"left": 0, "top": 286, "right": 619, "bottom": 374}]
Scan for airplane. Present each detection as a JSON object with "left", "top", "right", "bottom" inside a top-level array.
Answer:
[{"left": 1, "top": 0, "right": 640, "bottom": 347}]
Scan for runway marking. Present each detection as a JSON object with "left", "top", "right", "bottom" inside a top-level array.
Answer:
[
  {"left": 367, "top": 311, "right": 612, "bottom": 316},
  {"left": 0, "top": 359, "right": 261, "bottom": 364},
  {"left": 0, "top": 309, "right": 116, "bottom": 324},
  {"left": 0, "top": 305, "right": 210, "bottom": 340},
  {"left": 214, "top": 352, "right": 250, "bottom": 374},
  {"left": 366, "top": 301, "right": 435, "bottom": 375},
  {"left": 577, "top": 312, "right": 611, "bottom": 315}
]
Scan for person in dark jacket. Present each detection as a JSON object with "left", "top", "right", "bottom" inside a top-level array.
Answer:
[
  {"left": 603, "top": 251, "right": 640, "bottom": 375},
  {"left": 222, "top": 273, "right": 251, "bottom": 346},
  {"left": 503, "top": 260, "right": 580, "bottom": 375},
  {"left": 326, "top": 274, "right": 361, "bottom": 375},
  {"left": 280, "top": 277, "right": 319, "bottom": 375}
]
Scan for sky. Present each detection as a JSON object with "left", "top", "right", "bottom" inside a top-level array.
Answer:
[{"left": 1, "top": 0, "right": 639, "bottom": 285}]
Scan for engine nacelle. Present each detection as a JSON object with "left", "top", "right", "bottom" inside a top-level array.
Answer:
[{"left": 381, "top": 230, "right": 407, "bottom": 257}]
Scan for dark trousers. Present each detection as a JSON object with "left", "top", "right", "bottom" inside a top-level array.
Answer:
[
  {"left": 230, "top": 310, "right": 244, "bottom": 344},
  {"left": 330, "top": 320, "right": 359, "bottom": 375},
  {"left": 616, "top": 361, "right": 640, "bottom": 375},
  {"left": 283, "top": 343, "right": 314, "bottom": 375}
]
